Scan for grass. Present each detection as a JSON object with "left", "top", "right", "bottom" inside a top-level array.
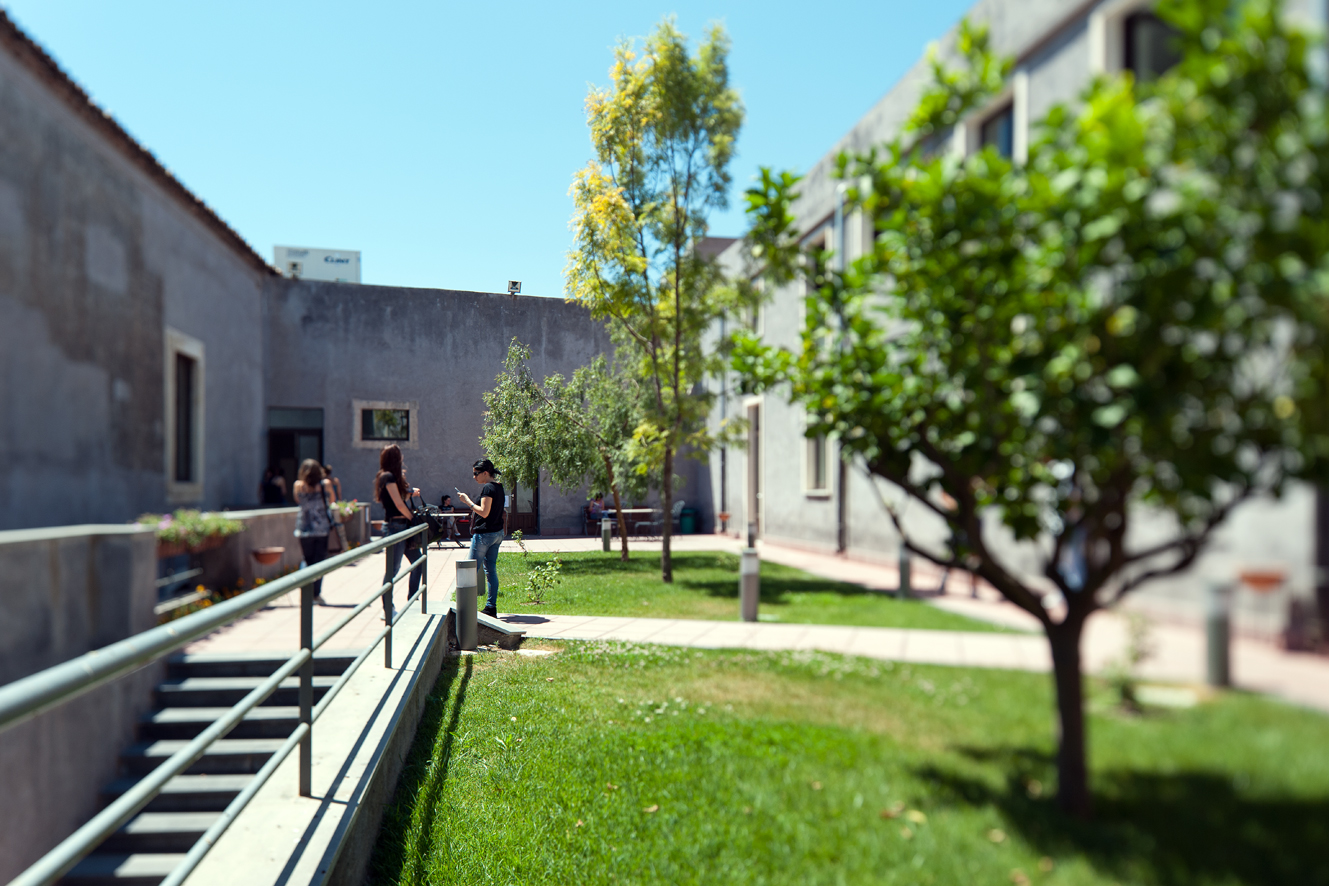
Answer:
[
  {"left": 369, "top": 643, "right": 1329, "bottom": 885},
  {"left": 491, "top": 549, "right": 1010, "bottom": 632}
]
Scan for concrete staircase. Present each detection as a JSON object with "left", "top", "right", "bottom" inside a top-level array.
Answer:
[{"left": 60, "top": 652, "right": 354, "bottom": 886}]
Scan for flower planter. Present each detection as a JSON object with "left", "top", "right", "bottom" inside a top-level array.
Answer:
[
  {"left": 252, "top": 547, "right": 285, "bottom": 566},
  {"left": 156, "top": 533, "right": 228, "bottom": 560}
]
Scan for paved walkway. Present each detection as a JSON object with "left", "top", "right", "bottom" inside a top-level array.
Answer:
[{"left": 185, "top": 533, "right": 1329, "bottom": 714}]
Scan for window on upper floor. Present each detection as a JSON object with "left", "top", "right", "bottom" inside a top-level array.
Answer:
[
  {"left": 1124, "top": 11, "right": 1181, "bottom": 81},
  {"left": 980, "top": 104, "right": 1015, "bottom": 159}
]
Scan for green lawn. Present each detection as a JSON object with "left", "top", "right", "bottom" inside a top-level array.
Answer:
[
  {"left": 491, "top": 549, "right": 1009, "bottom": 632},
  {"left": 370, "top": 643, "right": 1329, "bottom": 885}
]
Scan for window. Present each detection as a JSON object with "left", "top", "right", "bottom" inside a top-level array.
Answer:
[
  {"left": 174, "top": 354, "right": 196, "bottom": 482},
  {"left": 980, "top": 105, "right": 1014, "bottom": 159},
  {"left": 361, "top": 408, "right": 410, "bottom": 441},
  {"left": 1124, "top": 12, "right": 1180, "bottom": 82},
  {"left": 351, "top": 399, "right": 419, "bottom": 449},
  {"left": 165, "top": 328, "right": 205, "bottom": 502},
  {"left": 806, "top": 434, "right": 830, "bottom": 495}
]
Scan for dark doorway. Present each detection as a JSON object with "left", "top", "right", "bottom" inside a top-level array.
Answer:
[
  {"left": 267, "top": 407, "right": 325, "bottom": 503},
  {"left": 509, "top": 478, "right": 540, "bottom": 536}
]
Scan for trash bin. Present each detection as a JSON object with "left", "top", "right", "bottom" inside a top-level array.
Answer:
[{"left": 680, "top": 507, "right": 698, "bottom": 534}]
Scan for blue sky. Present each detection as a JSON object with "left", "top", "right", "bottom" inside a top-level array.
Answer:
[{"left": 5, "top": 1, "right": 974, "bottom": 297}]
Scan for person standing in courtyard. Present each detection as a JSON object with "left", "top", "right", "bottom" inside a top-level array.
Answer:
[
  {"left": 293, "top": 459, "right": 332, "bottom": 605},
  {"left": 458, "top": 457, "right": 505, "bottom": 617},
  {"left": 375, "top": 443, "right": 422, "bottom": 620}
]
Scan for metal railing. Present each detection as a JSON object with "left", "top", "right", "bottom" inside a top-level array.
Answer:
[{"left": 0, "top": 522, "right": 434, "bottom": 886}]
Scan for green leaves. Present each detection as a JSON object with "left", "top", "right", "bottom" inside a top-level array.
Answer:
[{"left": 735, "top": 0, "right": 1329, "bottom": 607}]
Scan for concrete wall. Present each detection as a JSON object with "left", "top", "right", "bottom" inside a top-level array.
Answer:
[
  {"left": 262, "top": 280, "right": 616, "bottom": 536},
  {"left": 0, "top": 524, "right": 160, "bottom": 882},
  {"left": 196, "top": 508, "right": 304, "bottom": 591},
  {"left": 0, "top": 34, "right": 269, "bottom": 531}
]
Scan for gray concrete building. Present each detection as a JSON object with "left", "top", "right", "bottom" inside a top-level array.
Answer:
[
  {"left": 0, "top": 11, "right": 613, "bottom": 537},
  {"left": 710, "top": 0, "right": 1329, "bottom": 637}
]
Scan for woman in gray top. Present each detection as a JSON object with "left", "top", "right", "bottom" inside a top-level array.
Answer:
[{"left": 293, "top": 459, "right": 333, "bottom": 605}]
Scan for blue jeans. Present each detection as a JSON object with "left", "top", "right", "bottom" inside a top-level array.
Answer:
[
  {"left": 468, "top": 530, "right": 503, "bottom": 611},
  {"left": 384, "top": 519, "right": 422, "bottom": 615}
]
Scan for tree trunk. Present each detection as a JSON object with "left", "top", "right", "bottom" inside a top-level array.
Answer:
[
  {"left": 661, "top": 444, "right": 674, "bottom": 583},
  {"left": 1047, "top": 617, "right": 1092, "bottom": 818},
  {"left": 605, "top": 458, "right": 629, "bottom": 562}
]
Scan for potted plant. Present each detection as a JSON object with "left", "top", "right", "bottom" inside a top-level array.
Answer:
[{"left": 137, "top": 510, "right": 245, "bottom": 559}]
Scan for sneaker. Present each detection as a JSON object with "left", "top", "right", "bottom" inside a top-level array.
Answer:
[
  {"left": 481, "top": 605, "right": 498, "bottom": 618},
  {"left": 382, "top": 607, "right": 397, "bottom": 622},
  {"left": 313, "top": 594, "right": 327, "bottom": 607}
]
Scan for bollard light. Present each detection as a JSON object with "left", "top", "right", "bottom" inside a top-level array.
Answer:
[
  {"left": 740, "top": 548, "right": 760, "bottom": 622},
  {"left": 602, "top": 517, "right": 612, "bottom": 552},
  {"left": 1206, "top": 580, "right": 1232, "bottom": 687},
  {"left": 898, "top": 546, "right": 912, "bottom": 599},
  {"left": 456, "top": 559, "right": 478, "bottom": 651}
]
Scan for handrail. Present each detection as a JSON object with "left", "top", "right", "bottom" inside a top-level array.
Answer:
[
  {"left": 2, "top": 521, "right": 436, "bottom": 886},
  {"left": 0, "top": 523, "right": 427, "bottom": 735}
]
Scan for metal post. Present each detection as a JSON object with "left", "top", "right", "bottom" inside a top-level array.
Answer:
[
  {"left": 298, "top": 583, "right": 313, "bottom": 797},
  {"left": 1206, "top": 580, "right": 1232, "bottom": 687},
  {"left": 898, "top": 546, "right": 912, "bottom": 599},
  {"left": 383, "top": 569, "right": 393, "bottom": 669},
  {"left": 421, "top": 538, "right": 429, "bottom": 613},
  {"left": 740, "top": 548, "right": 759, "bottom": 622},
  {"left": 602, "top": 518, "right": 612, "bottom": 552},
  {"left": 456, "top": 559, "right": 478, "bottom": 651}
]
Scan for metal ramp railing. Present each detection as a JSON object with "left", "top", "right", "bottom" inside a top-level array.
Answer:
[{"left": 0, "top": 522, "right": 432, "bottom": 886}]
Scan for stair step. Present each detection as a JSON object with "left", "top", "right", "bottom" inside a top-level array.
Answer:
[
  {"left": 139, "top": 706, "right": 299, "bottom": 740},
  {"left": 168, "top": 650, "right": 356, "bottom": 679},
  {"left": 100, "top": 813, "right": 219, "bottom": 854},
  {"left": 61, "top": 852, "right": 185, "bottom": 885},
  {"left": 102, "top": 774, "right": 252, "bottom": 813},
  {"left": 121, "top": 738, "right": 286, "bottom": 775},
  {"left": 154, "top": 676, "right": 336, "bottom": 708}
]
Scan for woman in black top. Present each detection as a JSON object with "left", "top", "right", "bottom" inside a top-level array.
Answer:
[
  {"left": 375, "top": 444, "right": 422, "bottom": 619},
  {"left": 458, "top": 457, "right": 505, "bottom": 617}
]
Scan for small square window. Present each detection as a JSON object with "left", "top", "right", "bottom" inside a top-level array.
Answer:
[
  {"left": 352, "top": 399, "right": 419, "bottom": 449},
  {"left": 361, "top": 408, "right": 410, "bottom": 441}
]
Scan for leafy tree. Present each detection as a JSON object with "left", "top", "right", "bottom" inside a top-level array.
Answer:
[
  {"left": 566, "top": 18, "right": 747, "bottom": 582},
  {"left": 481, "top": 340, "right": 651, "bottom": 559},
  {"left": 734, "top": 0, "right": 1329, "bottom": 816}
]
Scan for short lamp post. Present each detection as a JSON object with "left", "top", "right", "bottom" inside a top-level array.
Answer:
[
  {"left": 456, "top": 559, "right": 478, "bottom": 651},
  {"left": 602, "top": 518, "right": 612, "bottom": 553},
  {"left": 740, "top": 548, "right": 759, "bottom": 622}
]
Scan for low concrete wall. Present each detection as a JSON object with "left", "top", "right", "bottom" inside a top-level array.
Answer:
[
  {"left": 0, "top": 524, "right": 160, "bottom": 882},
  {"left": 198, "top": 508, "right": 303, "bottom": 591}
]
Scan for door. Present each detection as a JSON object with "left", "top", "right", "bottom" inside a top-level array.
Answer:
[
  {"left": 508, "top": 479, "right": 539, "bottom": 535},
  {"left": 267, "top": 429, "right": 323, "bottom": 501}
]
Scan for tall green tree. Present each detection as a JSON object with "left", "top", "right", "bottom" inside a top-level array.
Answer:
[
  {"left": 566, "top": 18, "right": 747, "bottom": 582},
  {"left": 481, "top": 340, "right": 650, "bottom": 559},
  {"left": 735, "top": 0, "right": 1329, "bottom": 816}
]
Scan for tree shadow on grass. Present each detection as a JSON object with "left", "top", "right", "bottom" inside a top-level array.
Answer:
[
  {"left": 916, "top": 745, "right": 1329, "bottom": 886},
  {"left": 368, "top": 656, "right": 472, "bottom": 886}
]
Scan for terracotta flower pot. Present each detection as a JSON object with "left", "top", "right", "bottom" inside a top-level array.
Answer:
[{"left": 252, "top": 547, "right": 285, "bottom": 566}]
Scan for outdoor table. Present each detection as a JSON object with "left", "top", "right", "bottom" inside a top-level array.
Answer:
[{"left": 613, "top": 508, "right": 662, "bottom": 536}]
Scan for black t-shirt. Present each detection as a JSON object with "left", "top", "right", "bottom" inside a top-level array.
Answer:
[
  {"left": 472, "top": 481, "right": 505, "bottom": 534},
  {"left": 377, "top": 472, "right": 411, "bottom": 520}
]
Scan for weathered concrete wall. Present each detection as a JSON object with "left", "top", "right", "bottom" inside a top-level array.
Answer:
[
  {"left": 0, "top": 38, "right": 269, "bottom": 530},
  {"left": 262, "top": 281, "right": 615, "bottom": 536},
  {"left": 0, "top": 524, "right": 160, "bottom": 882},
  {"left": 196, "top": 508, "right": 303, "bottom": 591}
]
